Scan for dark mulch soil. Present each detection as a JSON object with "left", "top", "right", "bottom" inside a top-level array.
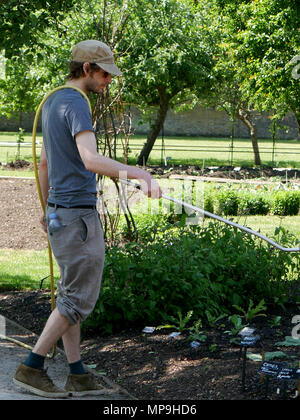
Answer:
[
  {"left": 0, "top": 290, "right": 299, "bottom": 400},
  {"left": 1, "top": 166, "right": 300, "bottom": 400}
]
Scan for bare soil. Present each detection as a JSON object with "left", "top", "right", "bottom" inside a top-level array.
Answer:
[{"left": 1, "top": 166, "right": 300, "bottom": 400}]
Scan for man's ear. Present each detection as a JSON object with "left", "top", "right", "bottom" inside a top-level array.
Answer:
[{"left": 82, "top": 62, "right": 90, "bottom": 77}]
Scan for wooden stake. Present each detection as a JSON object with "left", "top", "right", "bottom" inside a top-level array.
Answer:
[{"left": 259, "top": 348, "right": 265, "bottom": 384}]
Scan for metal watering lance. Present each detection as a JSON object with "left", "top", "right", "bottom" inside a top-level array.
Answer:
[
  {"left": 120, "top": 181, "right": 300, "bottom": 253},
  {"left": 32, "top": 86, "right": 300, "bottom": 355}
]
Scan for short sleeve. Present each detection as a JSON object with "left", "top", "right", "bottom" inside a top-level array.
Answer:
[{"left": 64, "top": 95, "right": 94, "bottom": 138}]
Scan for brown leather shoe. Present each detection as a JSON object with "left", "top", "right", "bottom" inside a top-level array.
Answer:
[
  {"left": 13, "top": 363, "right": 69, "bottom": 398},
  {"left": 65, "top": 372, "right": 105, "bottom": 397}
]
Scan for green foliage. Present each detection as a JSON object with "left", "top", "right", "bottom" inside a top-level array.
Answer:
[
  {"left": 275, "top": 336, "right": 300, "bottom": 347},
  {"left": 119, "top": 0, "right": 214, "bottom": 109},
  {"left": 225, "top": 315, "right": 246, "bottom": 337},
  {"left": 214, "top": 0, "right": 300, "bottom": 123},
  {"left": 0, "top": 0, "right": 77, "bottom": 58},
  {"left": 204, "top": 185, "right": 300, "bottom": 216},
  {"left": 271, "top": 191, "right": 300, "bottom": 216},
  {"left": 157, "top": 310, "right": 194, "bottom": 333},
  {"left": 238, "top": 193, "right": 270, "bottom": 216},
  {"left": 83, "top": 222, "right": 300, "bottom": 334},
  {"left": 232, "top": 298, "right": 267, "bottom": 321},
  {"left": 188, "top": 318, "right": 207, "bottom": 344},
  {"left": 216, "top": 189, "right": 239, "bottom": 216},
  {"left": 16, "top": 128, "right": 25, "bottom": 160}
]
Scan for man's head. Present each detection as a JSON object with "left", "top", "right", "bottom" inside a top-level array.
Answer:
[{"left": 67, "top": 40, "right": 122, "bottom": 93}]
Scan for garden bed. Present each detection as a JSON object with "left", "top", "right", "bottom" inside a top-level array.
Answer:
[
  {"left": 0, "top": 290, "right": 299, "bottom": 400},
  {"left": 1, "top": 170, "right": 300, "bottom": 400}
]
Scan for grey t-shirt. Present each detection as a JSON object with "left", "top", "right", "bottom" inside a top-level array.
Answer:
[{"left": 42, "top": 88, "right": 97, "bottom": 207}]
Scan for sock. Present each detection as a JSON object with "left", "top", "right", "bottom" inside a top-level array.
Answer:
[
  {"left": 23, "top": 351, "right": 45, "bottom": 370},
  {"left": 69, "top": 360, "right": 86, "bottom": 375}
]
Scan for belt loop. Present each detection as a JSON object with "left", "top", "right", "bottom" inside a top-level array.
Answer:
[{"left": 55, "top": 204, "right": 58, "bottom": 211}]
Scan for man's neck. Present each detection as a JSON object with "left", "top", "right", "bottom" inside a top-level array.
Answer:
[{"left": 65, "top": 78, "right": 88, "bottom": 94}]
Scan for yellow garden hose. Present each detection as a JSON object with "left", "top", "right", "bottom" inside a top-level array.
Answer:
[{"left": 32, "top": 85, "right": 92, "bottom": 357}]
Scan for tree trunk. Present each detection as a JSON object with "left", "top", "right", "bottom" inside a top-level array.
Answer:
[
  {"left": 293, "top": 110, "right": 300, "bottom": 140},
  {"left": 237, "top": 109, "right": 261, "bottom": 166},
  {"left": 137, "top": 87, "right": 169, "bottom": 166}
]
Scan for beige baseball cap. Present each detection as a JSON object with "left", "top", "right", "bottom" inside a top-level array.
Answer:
[{"left": 72, "top": 40, "right": 122, "bottom": 76}]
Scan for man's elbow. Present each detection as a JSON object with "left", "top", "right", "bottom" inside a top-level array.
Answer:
[
  {"left": 82, "top": 156, "right": 97, "bottom": 173},
  {"left": 39, "top": 158, "right": 48, "bottom": 171}
]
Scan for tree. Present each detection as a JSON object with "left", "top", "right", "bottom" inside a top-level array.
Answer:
[
  {"left": 119, "top": 0, "right": 215, "bottom": 165},
  {"left": 215, "top": 0, "right": 300, "bottom": 139},
  {"left": 0, "top": 0, "right": 76, "bottom": 58}
]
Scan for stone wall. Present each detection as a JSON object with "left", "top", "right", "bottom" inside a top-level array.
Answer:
[
  {"left": 130, "top": 106, "right": 299, "bottom": 140},
  {"left": 0, "top": 106, "right": 299, "bottom": 139}
]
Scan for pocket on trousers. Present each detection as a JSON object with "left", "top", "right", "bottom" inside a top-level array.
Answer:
[{"left": 80, "top": 212, "right": 97, "bottom": 243}]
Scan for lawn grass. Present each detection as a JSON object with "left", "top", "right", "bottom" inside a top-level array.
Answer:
[
  {"left": 0, "top": 249, "right": 60, "bottom": 291},
  {"left": 1, "top": 132, "right": 300, "bottom": 170},
  {"left": 229, "top": 215, "right": 300, "bottom": 240}
]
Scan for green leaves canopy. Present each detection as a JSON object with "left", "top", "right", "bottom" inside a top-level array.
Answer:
[
  {"left": 119, "top": 0, "right": 214, "bottom": 109},
  {"left": 0, "top": 0, "right": 77, "bottom": 58},
  {"left": 215, "top": 0, "right": 300, "bottom": 124}
]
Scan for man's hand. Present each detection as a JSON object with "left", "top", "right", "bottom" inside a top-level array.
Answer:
[
  {"left": 40, "top": 213, "right": 47, "bottom": 233},
  {"left": 139, "top": 176, "right": 162, "bottom": 199}
]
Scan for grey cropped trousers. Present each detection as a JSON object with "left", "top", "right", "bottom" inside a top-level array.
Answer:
[{"left": 46, "top": 206, "right": 105, "bottom": 325}]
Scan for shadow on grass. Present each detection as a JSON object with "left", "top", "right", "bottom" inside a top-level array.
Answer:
[{"left": 0, "top": 273, "right": 52, "bottom": 291}]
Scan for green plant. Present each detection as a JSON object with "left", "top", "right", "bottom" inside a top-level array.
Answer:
[
  {"left": 205, "top": 310, "right": 227, "bottom": 328},
  {"left": 271, "top": 191, "right": 300, "bottom": 216},
  {"left": 275, "top": 336, "right": 300, "bottom": 347},
  {"left": 83, "top": 222, "right": 300, "bottom": 334},
  {"left": 225, "top": 314, "right": 246, "bottom": 336},
  {"left": 209, "top": 344, "right": 218, "bottom": 352},
  {"left": 15, "top": 127, "right": 25, "bottom": 160},
  {"left": 268, "top": 316, "right": 282, "bottom": 328},
  {"left": 216, "top": 188, "right": 239, "bottom": 215},
  {"left": 157, "top": 310, "right": 194, "bottom": 333},
  {"left": 233, "top": 299, "right": 267, "bottom": 321},
  {"left": 239, "top": 192, "right": 270, "bottom": 215},
  {"left": 188, "top": 318, "right": 207, "bottom": 343}
]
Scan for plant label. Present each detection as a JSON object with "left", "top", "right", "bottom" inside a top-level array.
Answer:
[
  {"left": 277, "top": 368, "right": 300, "bottom": 381},
  {"left": 239, "top": 327, "right": 256, "bottom": 337},
  {"left": 240, "top": 335, "right": 260, "bottom": 347},
  {"left": 169, "top": 332, "right": 181, "bottom": 338},
  {"left": 142, "top": 327, "right": 155, "bottom": 333},
  {"left": 259, "top": 361, "right": 284, "bottom": 376}
]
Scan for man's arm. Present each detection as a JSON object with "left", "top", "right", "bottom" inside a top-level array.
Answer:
[
  {"left": 75, "top": 130, "right": 162, "bottom": 198},
  {"left": 39, "top": 143, "right": 49, "bottom": 232}
]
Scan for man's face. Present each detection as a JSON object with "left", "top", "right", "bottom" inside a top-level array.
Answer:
[{"left": 85, "top": 66, "right": 112, "bottom": 93}]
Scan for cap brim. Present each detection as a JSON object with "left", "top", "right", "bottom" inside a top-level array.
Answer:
[{"left": 96, "top": 63, "right": 122, "bottom": 76}]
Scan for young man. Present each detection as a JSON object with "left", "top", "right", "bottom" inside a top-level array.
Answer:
[{"left": 13, "top": 40, "right": 161, "bottom": 398}]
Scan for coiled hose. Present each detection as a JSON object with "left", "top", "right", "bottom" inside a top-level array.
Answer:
[{"left": 32, "top": 86, "right": 92, "bottom": 357}]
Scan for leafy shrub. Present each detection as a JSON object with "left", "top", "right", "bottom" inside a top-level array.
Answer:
[
  {"left": 83, "top": 223, "right": 300, "bottom": 334},
  {"left": 239, "top": 192, "right": 270, "bottom": 215},
  {"left": 204, "top": 194, "right": 214, "bottom": 213},
  {"left": 271, "top": 191, "right": 300, "bottom": 216},
  {"left": 216, "top": 189, "right": 239, "bottom": 215},
  {"left": 204, "top": 185, "right": 300, "bottom": 216}
]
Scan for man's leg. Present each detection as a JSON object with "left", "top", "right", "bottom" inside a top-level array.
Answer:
[
  {"left": 62, "top": 321, "right": 81, "bottom": 363},
  {"left": 32, "top": 307, "right": 70, "bottom": 357},
  {"left": 13, "top": 308, "right": 71, "bottom": 398}
]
